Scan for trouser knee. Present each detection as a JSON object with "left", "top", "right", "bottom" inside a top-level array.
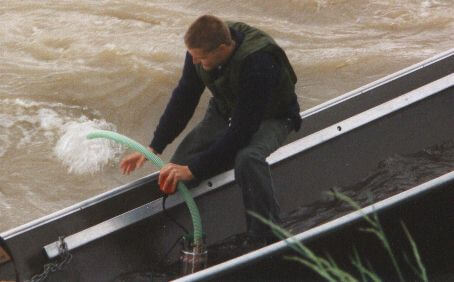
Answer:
[
  {"left": 234, "top": 148, "right": 280, "bottom": 236},
  {"left": 234, "top": 148, "right": 265, "bottom": 174}
]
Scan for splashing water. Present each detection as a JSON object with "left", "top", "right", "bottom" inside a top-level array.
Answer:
[
  {"left": 0, "top": 98, "right": 123, "bottom": 175},
  {"left": 55, "top": 118, "right": 124, "bottom": 175}
]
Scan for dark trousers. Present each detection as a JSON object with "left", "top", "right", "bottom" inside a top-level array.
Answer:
[{"left": 171, "top": 99, "right": 291, "bottom": 238}]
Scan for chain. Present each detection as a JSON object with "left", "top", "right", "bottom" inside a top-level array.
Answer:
[{"left": 26, "top": 236, "right": 73, "bottom": 282}]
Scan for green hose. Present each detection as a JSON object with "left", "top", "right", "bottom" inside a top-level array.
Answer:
[{"left": 87, "top": 130, "right": 203, "bottom": 247}]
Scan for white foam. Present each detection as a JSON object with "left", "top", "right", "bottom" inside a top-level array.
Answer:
[
  {"left": 0, "top": 114, "right": 15, "bottom": 128},
  {"left": 0, "top": 134, "right": 9, "bottom": 157},
  {"left": 0, "top": 97, "right": 123, "bottom": 174},
  {"left": 38, "top": 108, "right": 64, "bottom": 130},
  {"left": 54, "top": 117, "right": 124, "bottom": 175}
]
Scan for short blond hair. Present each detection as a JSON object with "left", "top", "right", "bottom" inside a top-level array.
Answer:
[{"left": 184, "top": 15, "right": 233, "bottom": 52}]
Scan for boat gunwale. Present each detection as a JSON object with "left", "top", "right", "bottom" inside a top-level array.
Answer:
[{"left": 42, "top": 73, "right": 454, "bottom": 258}]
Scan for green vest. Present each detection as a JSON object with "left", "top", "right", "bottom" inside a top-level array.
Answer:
[{"left": 195, "top": 22, "right": 298, "bottom": 119}]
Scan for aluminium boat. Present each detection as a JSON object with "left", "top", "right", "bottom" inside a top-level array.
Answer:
[{"left": 0, "top": 48, "right": 453, "bottom": 282}]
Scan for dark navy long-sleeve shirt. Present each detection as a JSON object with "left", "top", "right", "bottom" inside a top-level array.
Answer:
[{"left": 150, "top": 30, "right": 300, "bottom": 179}]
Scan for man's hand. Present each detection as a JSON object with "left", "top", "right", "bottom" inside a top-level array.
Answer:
[
  {"left": 159, "top": 163, "right": 194, "bottom": 194},
  {"left": 120, "top": 147, "right": 156, "bottom": 175}
]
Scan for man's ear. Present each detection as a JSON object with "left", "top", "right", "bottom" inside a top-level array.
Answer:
[{"left": 217, "top": 43, "right": 229, "bottom": 52}]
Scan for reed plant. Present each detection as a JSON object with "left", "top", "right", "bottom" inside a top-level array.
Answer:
[{"left": 249, "top": 191, "right": 427, "bottom": 282}]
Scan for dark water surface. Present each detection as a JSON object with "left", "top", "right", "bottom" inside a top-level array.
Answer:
[{"left": 281, "top": 140, "right": 454, "bottom": 235}]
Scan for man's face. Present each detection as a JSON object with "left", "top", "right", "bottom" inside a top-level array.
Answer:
[{"left": 188, "top": 46, "right": 227, "bottom": 71}]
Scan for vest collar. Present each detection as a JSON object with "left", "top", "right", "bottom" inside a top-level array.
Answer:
[{"left": 213, "top": 28, "right": 244, "bottom": 73}]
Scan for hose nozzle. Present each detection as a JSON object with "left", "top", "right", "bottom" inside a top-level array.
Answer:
[{"left": 180, "top": 235, "right": 207, "bottom": 275}]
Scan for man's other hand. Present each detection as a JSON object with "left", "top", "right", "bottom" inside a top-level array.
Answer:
[
  {"left": 159, "top": 163, "right": 194, "bottom": 194},
  {"left": 120, "top": 147, "right": 156, "bottom": 174}
]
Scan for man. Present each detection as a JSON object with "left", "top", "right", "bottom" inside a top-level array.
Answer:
[{"left": 120, "top": 15, "right": 301, "bottom": 243}]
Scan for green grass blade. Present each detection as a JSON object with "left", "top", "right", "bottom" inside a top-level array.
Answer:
[
  {"left": 285, "top": 256, "right": 337, "bottom": 282},
  {"left": 401, "top": 222, "right": 427, "bottom": 282},
  {"left": 331, "top": 192, "right": 404, "bottom": 282}
]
